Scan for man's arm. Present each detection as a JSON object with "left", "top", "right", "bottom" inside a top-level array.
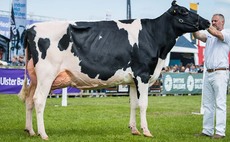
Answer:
[
  {"left": 207, "top": 25, "right": 224, "bottom": 41},
  {"left": 193, "top": 31, "right": 207, "bottom": 42},
  {"left": 193, "top": 25, "right": 224, "bottom": 42}
]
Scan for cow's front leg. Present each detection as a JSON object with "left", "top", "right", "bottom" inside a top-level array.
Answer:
[
  {"left": 136, "top": 78, "right": 153, "bottom": 137},
  {"left": 129, "top": 85, "right": 141, "bottom": 135}
]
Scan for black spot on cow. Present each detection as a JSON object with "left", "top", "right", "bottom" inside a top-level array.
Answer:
[
  {"left": 129, "top": 42, "right": 158, "bottom": 83},
  {"left": 38, "top": 38, "right": 50, "bottom": 59},
  {"left": 133, "top": 78, "right": 141, "bottom": 99},
  {"left": 119, "top": 19, "right": 135, "bottom": 24},
  {"left": 68, "top": 21, "right": 133, "bottom": 80},
  {"left": 58, "top": 28, "right": 70, "bottom": 51},
  {"left": 25, "top": 26, "right": 39, "bottom": 66}
]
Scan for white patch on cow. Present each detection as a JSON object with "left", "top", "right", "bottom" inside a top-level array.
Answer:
[
  {"left": 34, "top": 21, "right": 70, "bottom": 39},
  {"left": 31, "top": 22, "right": 72, "bottom": 81},
  {"left": 115, "top": 19, "right": 142, "bottom": 47},
  {"left": 136, "top": 76, "right": 147, "bottom": 92},
  {"left": 99, "top": 35, "right": 102, "bottom": 40},
  {"left": 93, "top": 67, "right": 134, "bottom": 88},
  {"left": 149, "top": 58, "right": 165, "bottom": 86},
  {"left": 113, "top": 67, "right": 134, "bottom": 84}
]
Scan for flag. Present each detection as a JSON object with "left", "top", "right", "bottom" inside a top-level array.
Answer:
[
  {"left": 10, "top": 4, "right": 18, "bottom": 54},
  {"left": 10, "top": 0, "right": 27, "bottom": 61},
  {"left": 190, "top": 3, "right": 198, "bottom": 44}
]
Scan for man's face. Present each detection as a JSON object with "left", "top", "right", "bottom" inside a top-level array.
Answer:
[{"left": 211, "top": 15, "right": 224, "bottom": 31}]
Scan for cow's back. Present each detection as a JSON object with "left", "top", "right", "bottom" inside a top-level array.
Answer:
[{"left": 26, "top": 21, "right": 134, "bottom": 90}]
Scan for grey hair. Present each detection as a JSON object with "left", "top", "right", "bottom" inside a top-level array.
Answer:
[{"left": 213, "top": 13, "right": 225, "bottom": 23}]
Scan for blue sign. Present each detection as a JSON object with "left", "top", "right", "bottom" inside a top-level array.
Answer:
[
  {"left": 162, "top": 73, "right": 203, "bottom": 94},
  {"left": 0, "top": 68, "right": 81, "bottom": 94},
  {"left": 0, "top": 16, "right": 10, "bottom": 38},
  {"left": 10, "top": 0, "right": 27, "bottom": 58}
]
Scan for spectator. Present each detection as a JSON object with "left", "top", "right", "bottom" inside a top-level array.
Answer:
[
  {"left": 0, "top": 48, "right": 8, "bottom": 66},
  {"left": 11, "top": 56, "right": 20, "bottom": 66},
  {"left": 18, "top": 55, "right": 25, "bottom": 66},
  {"left": 179, "top": 66, "right": 185, "bottom": 72},
  {"left": 184, "top": 64, "right": 190, "bottom": 72},
  {"left": 10, "top": 55, "right": 25, "bottom": 66},
  {"left": 190, "top": 64, "right": 197, "bottom": 73},
  {"left": 0, "top": 48, "right": 3, "bottom": 60},
  {"left": 197, "top": 66, "right": 204, "bottom": 73}
]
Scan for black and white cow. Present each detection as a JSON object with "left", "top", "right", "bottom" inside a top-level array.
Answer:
[{"left": 19, "top": 1, "right": 210, "bottom": 140}]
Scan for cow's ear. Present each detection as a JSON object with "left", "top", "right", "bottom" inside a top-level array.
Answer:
[
  {"left": 169, "top": 7, "right": 178, "bottom": 15},
  {"left": 172, "top": 0, "right": 177, "bottom": 6}
]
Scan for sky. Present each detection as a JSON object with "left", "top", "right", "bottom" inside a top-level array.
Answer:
[{"left": 1, "top": 0, "right": 230, "bottom": 29}]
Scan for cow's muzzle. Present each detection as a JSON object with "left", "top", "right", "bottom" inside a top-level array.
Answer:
[{"left": 200, "top": 20, "right": 210, "bottom": 30}]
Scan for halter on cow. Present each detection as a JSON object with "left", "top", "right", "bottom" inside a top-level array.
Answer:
[{"left": 19, "top": 1, "right": 210, "bottom": 140}]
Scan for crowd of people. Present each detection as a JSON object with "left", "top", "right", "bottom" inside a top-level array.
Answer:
[
  {"left": 161, "top": 63, "right": 204, "bottom": 73},
  {"left": 10, "top": 55, "right": 25, "bottom": 66},
  {"left": 0, "top": 49, "right": 25, "bottom": 66}
]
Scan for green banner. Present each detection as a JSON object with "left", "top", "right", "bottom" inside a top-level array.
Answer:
[{"left": 162, "top": 73, "right": 203, "bottom": 94}]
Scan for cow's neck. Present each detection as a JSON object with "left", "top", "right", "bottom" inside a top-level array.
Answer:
[{"left": 150, "top": 12, "right": 180, "bottom": 59}]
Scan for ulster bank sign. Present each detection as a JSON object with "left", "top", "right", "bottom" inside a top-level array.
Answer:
[{"left": 162, "top": 73, "right": 203, "bottom": 94}]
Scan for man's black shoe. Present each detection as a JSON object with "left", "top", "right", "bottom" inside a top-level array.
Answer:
[
  {"left": 195, "top": 133, "right": 212, "bottom": 138},
  {"left": 212, "top": 134, "right": 225, "bottom": 139}
]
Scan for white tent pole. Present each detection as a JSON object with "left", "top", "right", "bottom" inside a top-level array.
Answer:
[
  {"left": 194, "top": 53, "right": 199, "bottom": 65},
  {"left": 199, "top": 64, "right": 206, "bottom": 114},
  {"left": 165, "top": 53, "right": 171, "bottom": 66}
]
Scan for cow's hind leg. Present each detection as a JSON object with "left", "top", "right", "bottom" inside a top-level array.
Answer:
[
  {"left": 33, "top": 80, "right": 53, "bottom": 140},
  {"left": 25, "top": 84, "right": 36, "bottom": 136},
  {"left": 129, "top": 85, "right": 141, "bottom": 135}
]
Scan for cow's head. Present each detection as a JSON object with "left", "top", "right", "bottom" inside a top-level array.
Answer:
[{"left": 168, "top": 0, "right": 210, "bottom": 34}]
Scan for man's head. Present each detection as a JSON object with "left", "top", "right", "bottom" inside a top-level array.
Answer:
[{"left": 212, "top": 14, "right": 225, "bottom": 31}]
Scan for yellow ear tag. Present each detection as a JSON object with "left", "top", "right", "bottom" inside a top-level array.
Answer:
[{"left": 174, "top": 10, "right": 176, "bottom": 13}]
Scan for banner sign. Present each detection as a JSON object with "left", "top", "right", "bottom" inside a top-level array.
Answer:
[
  {"left": 162, "top": 73, "right": 203, "bottom": 94},
  {"left": 10, "top": 0, "right": 27, "bottom": 60},
  {"left": 0, "top": 16, "right": 11, "bottom": 38},
  {"left": 0, "top": 16, "right": 42, "bottom": 39},
  {"left": 0, "top": 68, "right": 80, "bottom": 94},
  {"left": 0, "top": 68, "right": 24, "bottom": 94}
]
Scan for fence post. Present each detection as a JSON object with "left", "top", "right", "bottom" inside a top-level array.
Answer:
[{"left": 62, "top": 87, "right": 67, "bottom": 106}]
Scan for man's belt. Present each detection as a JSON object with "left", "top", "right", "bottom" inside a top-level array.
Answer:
[{"left": 207, "top": 68, "right": 229, "bottom": 73}]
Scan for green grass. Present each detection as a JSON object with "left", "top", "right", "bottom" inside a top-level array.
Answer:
[{"left": 0, "top": 94, "right": 229, "bottom": 142}]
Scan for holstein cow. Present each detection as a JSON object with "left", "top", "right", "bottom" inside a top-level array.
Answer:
[{"left": 19, "top": 1, "right": 210, "bottom": 140}]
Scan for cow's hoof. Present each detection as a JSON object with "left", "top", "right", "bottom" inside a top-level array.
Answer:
[
  {"left": 132, "top": 130, "right": 141, "bottom": 135},
  {"left": 38, "top": 133, "right": 49, "bottom": 140},
  {"left": 143, "top": 131, "right": 153, "bottom": 137},
  {"left": 24, "top": 129, "right": 36, "bottom": 136},
  {"left": 42, "top": 136, "right": 49, "bottom": 141}
]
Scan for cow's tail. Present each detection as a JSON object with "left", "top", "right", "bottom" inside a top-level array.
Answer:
[
  {"left": 18, "top": 72, "right": 28, "bottom": 102},
  {"left": 18, "top": 32, "right": 29, "bottom": 102}
]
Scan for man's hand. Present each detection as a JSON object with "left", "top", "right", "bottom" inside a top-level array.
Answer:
[{"left": 207, "top": 25, "right": 224, "bottom": 41}]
